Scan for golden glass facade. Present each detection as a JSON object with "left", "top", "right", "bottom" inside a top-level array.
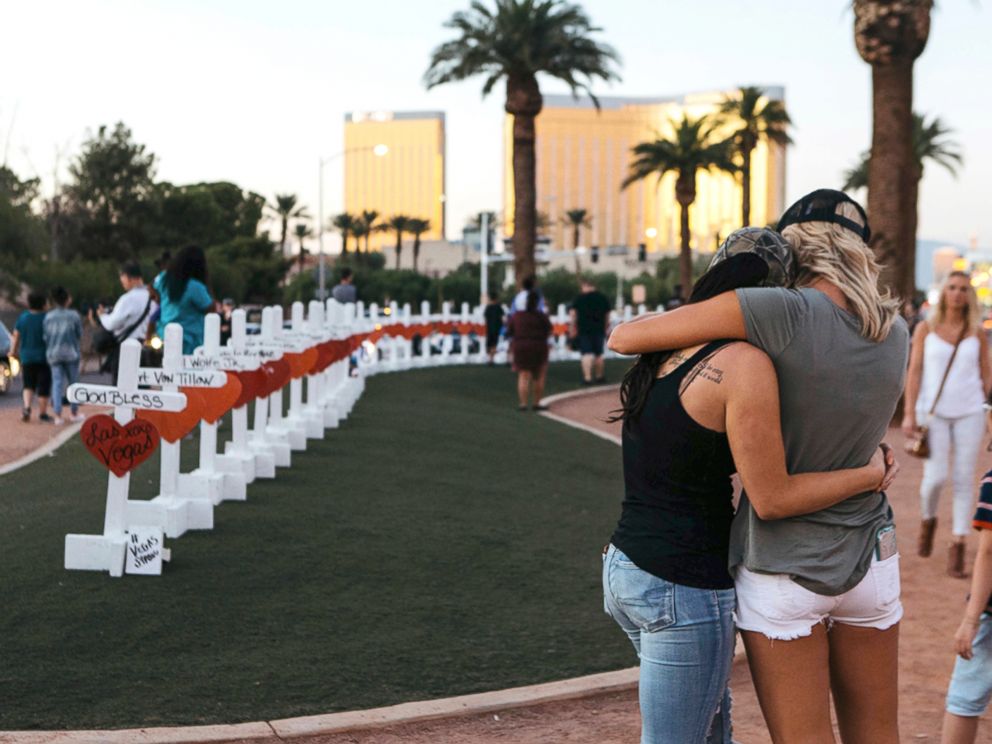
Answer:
[
  {"left": 502, "top": 88, "right": 787, "bottom": 254},
  {"left": 344, "top": 111, "right": 446, "bottom": 250}
]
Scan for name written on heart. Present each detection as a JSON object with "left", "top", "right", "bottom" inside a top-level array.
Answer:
[{"left": 80, "top": 416, "right": 160, "bottom": 477}]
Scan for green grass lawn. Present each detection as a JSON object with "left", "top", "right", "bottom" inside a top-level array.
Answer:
[{"left": 0, "top": 361, "right": 632, "bottom": 730}]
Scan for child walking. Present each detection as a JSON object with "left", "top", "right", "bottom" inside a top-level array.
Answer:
[
  {"left": 10, "top": 292, "right": 52, "bottom": 423},
  {"left": 43, "top": 286, "right": 84, "bottom": 425},
  {"left": 943, "top": 435, "right": 992, "bottom": 743}
]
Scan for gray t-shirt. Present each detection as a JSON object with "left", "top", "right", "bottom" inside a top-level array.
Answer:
[
  {"left": 332, "top": 283, "right": 357, "bottom": 304},
  {"left": 729, "top": 287, "right": 909, "bottom": 595}
]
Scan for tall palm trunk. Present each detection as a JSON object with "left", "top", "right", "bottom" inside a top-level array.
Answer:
[
  {"left": 413, "top": 235, "right": 421, "bottom": 272},
  {"left": 675, "top": 172, "right": 695, "bottom": 301},
  {"left": 395, "top": 230, "right": 404, "bottom": 270},
  {"left": 907, "top": 160, "right": 923, "bottom": 289},
  {"left": 507, "top": 73, "right": 542, "bottom": 288},
  {"left": 280, "top": 218, "right": 289, "bottom": 256},
  {"left": 869, "top": 61, "right": 915, "bottom": 299},
  {"left": 740, "top": 133, "right": 755, "bottom": 226},
  {"left": 341, "top": 231, "right": 349, "bottom": 255},
  {"left": 572, "top": 224, "right": 581, "bottom": 275}
]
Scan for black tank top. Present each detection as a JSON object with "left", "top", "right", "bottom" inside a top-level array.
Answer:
[{"left": 611, "top": 341, "right": 737, "bottom": 590}]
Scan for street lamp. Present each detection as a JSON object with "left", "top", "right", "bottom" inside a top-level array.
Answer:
[{"left": 317, "top": 144, "right": 389, "bottom": 300}]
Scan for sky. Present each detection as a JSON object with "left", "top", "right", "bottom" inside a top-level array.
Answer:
[{"left": 2, "top": 0, "right": 989, "bottom": 251}]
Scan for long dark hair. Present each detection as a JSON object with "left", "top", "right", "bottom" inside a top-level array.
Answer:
[
  {"left": 162, "top": 244, "right": 209, "bottom": 302},
  {"left": 611, "top": 253, "right": 770, "bottom": 422}
]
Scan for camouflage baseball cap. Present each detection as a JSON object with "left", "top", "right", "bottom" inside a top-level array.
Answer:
[{"left": 708, "top": 227, "right": 796, "bottom": 288}]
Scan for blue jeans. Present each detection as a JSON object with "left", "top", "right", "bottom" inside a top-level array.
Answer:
[
  {"left": 603, "top": 544, "right": 736, "bottom": 744},
  {"left": 947, "top": 613, "right": 992, "bottom": 717},
  {"left": 50, "top": 360, "right": 80, "bottom": 416}
]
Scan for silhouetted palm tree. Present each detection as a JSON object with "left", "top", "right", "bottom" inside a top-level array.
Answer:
[
  {"left": 351, "top": 219, "right": 370, "bottom": 258},
  {"left": 359, "top": 209, "right": 380, "bottom": 255},
  {"left": 623, "top": 115, "right": 736, "bottom": 301},
  {"left": 843, "top": 112, "right": 962, "bottom": 270},
  {"left": 854, "top": 0, "right": 934, "bottom": 299},
  {"left": 331, "top": 212, "right": 357, "bottom": 255},
  {"left": 718, "top": 86, "right": 792, "bottom": 226},
  {"left": 293, "top": 222, "right": 312, "bottom": 273},
  {"left": 270, "top": 194, "right": 308, "bottom": 256},
  {"left": 563, "top": 208, "right": 592, "bottom": 274},
  {"left": 425, "top": 0, "right": 620, "bottom": 287},
  {"left": 408, "top": 218, "right": 431, "bottom": 273},
  {"left": 387, "top": 214, "right": 412, "bottom": 269}
]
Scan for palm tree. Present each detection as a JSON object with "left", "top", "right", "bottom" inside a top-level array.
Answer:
[
  {"left": 425, "top": 0, "right": 620, "bottom": 288},
  {"left": 718, "top": 86, "right": 792, "bottom": 227},
  {"left": 853, "top": 0, "right": 934, "bottom": 300},
  {"left": 270, "top": 194, "right": 309, "bottom": 256},
  {"left": 359, "top": 209, "right": 380, "bottom": 255},
  {"left": 843, "top": 112, "right": 962, "bottom": 271},
  {"left": 408, "top": 218, "right": 431, "bottom": 273},
  {"left": 331, "top": 212, "right": 357, "bottom": 255},
  {"left": 387, "top": 214, "right": 412, "bottom": 269},
  {"left": 293, "top": 222, "right": 312, "bottom": 273},
  {"left": 623, "top": 115, "right": 736, "bottom": 302},
  {"left": 563, "top": 208, "right": 592, "bottom": 274},
  {"left": 351, "top": 218, "right": 370, "bottom": 258}
]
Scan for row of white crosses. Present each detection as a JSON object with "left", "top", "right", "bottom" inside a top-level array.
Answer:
[{"left": 63, "top": 295, "right": 613, "bottom": 577}]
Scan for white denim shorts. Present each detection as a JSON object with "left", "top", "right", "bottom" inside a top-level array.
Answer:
[{"left": 734, "top": 553, "right": 903, "bottom": 640}]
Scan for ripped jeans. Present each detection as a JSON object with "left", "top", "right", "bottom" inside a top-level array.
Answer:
[{"left": 603, "top": 544, "right": 736, "bottom": 744}]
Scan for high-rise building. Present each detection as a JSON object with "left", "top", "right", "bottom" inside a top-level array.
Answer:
[
  {"left": 344, "top": 111, "right": 446, "bottom": 251},
  {"left": 502, "top": 88, "right": 787, "bottom": 255}
]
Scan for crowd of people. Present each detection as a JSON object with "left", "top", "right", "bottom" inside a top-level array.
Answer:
[{"left": 603, "top": 190, "right": 992, "bottom": 744}]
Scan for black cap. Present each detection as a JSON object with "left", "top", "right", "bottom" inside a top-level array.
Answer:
[{"left": 777, "top": 189, "right": 871, "bottom": 242}]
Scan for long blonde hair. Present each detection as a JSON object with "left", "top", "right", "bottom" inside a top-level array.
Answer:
[
  {"left": 929, "top": 270, "right": 981, "bottom": 334},
  {"left": 781, "top": 201, "right": 900, "bottom": 342}
]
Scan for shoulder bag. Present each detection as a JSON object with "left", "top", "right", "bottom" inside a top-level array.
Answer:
[{"left": 905, "top": 324, "right": 969, "bottom": 458}]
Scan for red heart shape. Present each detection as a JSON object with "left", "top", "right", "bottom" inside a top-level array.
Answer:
[
  {"left": 284, "top": 349, "right": 319, "bottom": 379},
  {"left": 138, "top": 400, "right": 201, "bottom": 443},
  {"left": 80, "top": 414, "right": 160, "bottom": 477},
  {"left": 232, "top": 369, "right": 264, "bottom": 408},
  {"left": 259, "top": 359, "right": 291, "bottom": 397},
  {"left": 196, "top": 374, "right": 242, "bottom": 424}
]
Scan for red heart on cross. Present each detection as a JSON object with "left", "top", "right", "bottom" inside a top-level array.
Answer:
[
  {"left": 80, "top": 414, "right": 160, "bottom": 477},
  {"left": 232, "top": 369, "right": 265, "bottom": 408},
  {"left": 196, "top": 374, "right": 243, "bottom": 424},
  {"left": 137, "top": 397, "right": 201, "bottom": 443},
  {"left": 259, "top": 359, "right": 291, "bottom": 397}
]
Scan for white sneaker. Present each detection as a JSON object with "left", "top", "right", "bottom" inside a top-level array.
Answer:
[
  {"left": 53, "top": 417, "right": 66, "bottom": 426},
  {"left": 69, "top": 413, "right": 86, "bottom": 423}
]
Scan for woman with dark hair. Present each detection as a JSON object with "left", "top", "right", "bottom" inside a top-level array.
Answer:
[
  {"left": 603, "top": 227, "right": 896, "bottom": 744},
  {"left": 154, "top": 245, "right": 214, "bottom": 354},
  {"left": 506, "top": 290, "right": 552, "bottom": 411}
]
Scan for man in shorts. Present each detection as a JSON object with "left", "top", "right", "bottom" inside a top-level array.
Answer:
[
  {"left": 570, "top": 278, "right": 611, "bottom": 385},
  {"left": 483, "top": 292, "right": 505, "bottom": 365},
  {"left": 11, "top": 292, "right": 52, "bottom": 422}
]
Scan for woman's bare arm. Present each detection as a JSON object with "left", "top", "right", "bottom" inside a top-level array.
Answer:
[
  {"left": 979, "top": 330, "right": 991, "bottom": 399},
  {"left": 607, "top": 292, "right": 746, "bottom": 355},
  {"left": 721, "top": 344, "right": 885, "bottom": 520},
  {"left": 902, "top": 321, "right": 927, "bottom": 435}
]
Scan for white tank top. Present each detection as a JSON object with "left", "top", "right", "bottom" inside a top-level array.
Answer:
[{"left": 917, "top": 332, "right": 985, "bottom": 419}]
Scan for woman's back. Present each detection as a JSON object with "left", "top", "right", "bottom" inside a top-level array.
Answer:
[{"left": 730, "top": 286, "right": 909, "bottom": 594}]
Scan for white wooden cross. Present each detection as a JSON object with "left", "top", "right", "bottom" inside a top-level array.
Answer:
[
  {"left": 287, "top": 301, "right": 324, "bottom": 439},
  {"left": 261, "top": 304, "right": 307, "bottom": 451},
  {"left": 222, "top": 308, "right": 275, "bottom": 479},
  {"left": 64, "top": 339, "right": 186, "bottom": 576},
  {"left": 250, "top": 306, "right": 292, "bottom": 467}
]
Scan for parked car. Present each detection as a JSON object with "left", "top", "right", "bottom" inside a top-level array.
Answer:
[{"left": 0, "top": 320, "right": 16, "bottom": 394}]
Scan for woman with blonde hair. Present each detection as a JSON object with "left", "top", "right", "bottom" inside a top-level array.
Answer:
[
  {"left": 609, "top": 189, "right": 908, "bottom": 744},
  {"left": 903, "top": 271, "right": 990, "bottom": 578}
]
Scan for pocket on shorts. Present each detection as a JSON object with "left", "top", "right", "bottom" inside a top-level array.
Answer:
[
  {"left": 763, "top": 573, "right": 822, "bottom": 622},
  {"left": 872, "top": 554, "right": 901, "bottom": 609},
  {"left": 608, "top": 551, "right": 676, "bottom": 633}
]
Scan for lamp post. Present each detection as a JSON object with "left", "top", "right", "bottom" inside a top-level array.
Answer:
[{"left": 317, "top": 144, "right": 389, "bottom": 300}]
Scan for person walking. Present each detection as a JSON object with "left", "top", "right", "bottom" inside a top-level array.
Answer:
[
  {"left": 903, "top": 271, "right": 990, "bottom": 578},
  {"left": 506, "top": 290, "right": 551, "bottom": 411},
  {"left": 43, "top": 286, "right": 84, "bottom": 425},
  {"left": 609, "top": 192, "right": 908, "bottom": 744},
  {"left": 604, "top": 228, "right": 896, "bottom": 744},
  {"left": 510, "top": 275, "right": 546, "bottom": 314},
  {"left": 332, "top": 268, "right": 358, "bottom": 304},
  {"left": 570, "top": 278, "right": 611, "bottom": 385},
  {"left": 95, "top": 261, "right": 154, "bottom": 380},
  {"left": 483, "top": 292, "right": 505, "bottom": 365},
  {"left": 154, "top": 245, "right": 214, "bottom": 355},
  {"left": 10, "top": 292, "right": 52, "bottom": 423},
  {"left": 943, "top": 451, "right": 992, "bottom": 743}
]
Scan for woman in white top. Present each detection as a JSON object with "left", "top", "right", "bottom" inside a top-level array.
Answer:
[{"left": 903, "top": 271, "right": 991, "bottom": 577}]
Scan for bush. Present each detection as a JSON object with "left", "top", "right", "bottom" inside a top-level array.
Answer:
[
  {"left": 20, "top": 259, "right": 125, "bottom": 308},
  {"left": 206, "top": 237, "right": 288, "bottom": 304}
]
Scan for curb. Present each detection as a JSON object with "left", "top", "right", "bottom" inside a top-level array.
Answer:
[
  {"left": 538, "top": 384, "right": 621, "bottom": 445},
  {"left": 0, "top": 420, "right": 83, "bottom": 477},
  {"left": 0, "top": 668, "right": 639, "bottom": 743}
]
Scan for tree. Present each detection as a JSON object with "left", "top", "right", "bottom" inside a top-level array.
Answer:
[
  {"left": 425, "top": 0, "right": 620, "bottom": 288},
  {"left": 270, "top": 194, "right": 308, "bottom": 257},
  {"left": 63, "top": 122, "right": 157, "bottom": 261},
  {"left": 0, "top": 166, "right": 45, "bottom": 296},
  {"left": 623, "top": 115, "right": 736, "bottom": 301},
  {"left": 332, "top": 212, "right": 357, "bottom": 255},
  {"left": 854, "top": 0, "right": 934, "bottom": 300},
  {"left": 408, "top": 217, "right": 431, "bottom": 272},
  {"left": 718, "top": 86, "right": 792, "bottom": 227},
  {"left": 563, "top": 207, "right": 592, "bottom": 274},
  {"left": 358, "top": 209, "right": 381, "bottom": 255},
  {"left": 351, "top": 218, "right": 370, "bottom": 258},
  {"left": 293, "top": 222, "right": 312, "bottom": 273},
  {"left": 386, "top": 214, "right": 412, "bottom": 270},
  {"left": 843, "top": 112, "right": 962, "bottom": 273}
]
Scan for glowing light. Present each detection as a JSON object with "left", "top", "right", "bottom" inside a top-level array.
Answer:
[
  {"left": 149, "top": 336, "right": 163, "bottom": 350},
  {"left": 9, "top": 357, "right": 20, "bottom": 376},
  {"left": 373, "top": 144, "right": 389, "bottom": 157},
  {"left": 953, "top": 258, "right": 970, "bottom": 271},
  {"left": 374, "top": 323, "right": 383, "bottom": 331},
  {"left": 645, "top": 227, "right": 658, "bottom": 239},
  {"left": 383, "top": 307, "right": 392, "bottom": 316}
]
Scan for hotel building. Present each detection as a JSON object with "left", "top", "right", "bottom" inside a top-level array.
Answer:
[
  {"left": 502, "top": 87, "right": 787, "bottom": 255},
  {"left": 344, "top": 110, "right": 446, "bottom": 251}
]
